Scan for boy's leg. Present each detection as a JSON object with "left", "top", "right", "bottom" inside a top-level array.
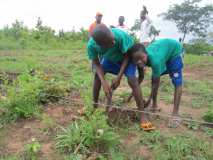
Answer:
[
  {"left": 124, "top": 62, "right": 149, "bottom": 124},
  {"left": 173, "top": 85, "right": 182, "bottom": 116},
  {"left": 167, "top": 56, "right": 183, "bottom": 127},
  {"left": 93, "top": 73, "right": 102, "bottom": 108},
  {"left": 167, "top": 55, "right": 183, "bottom": 115},
  {"left": 127, "top": 76, "right": 146, "bottom": 123}
]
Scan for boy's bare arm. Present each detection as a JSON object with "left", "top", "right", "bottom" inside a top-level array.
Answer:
[
  {"left": 92, "top": 59, "right": 112, "bottom": 99},
  {"left": 111, "top": 54, "right": 129, "bottom": 90}
]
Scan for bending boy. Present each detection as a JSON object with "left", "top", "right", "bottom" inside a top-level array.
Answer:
[
  {"left": 87, "top": 24, "right": 155, "bottom": 130},
  {"left": 130, "top": 39, "right": 183, "bottom": 128}
]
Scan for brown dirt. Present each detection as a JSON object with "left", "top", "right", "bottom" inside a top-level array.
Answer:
[
  {"left": 1, "top": 94, "right": 84, "bottom": 159},
  {"left": 2, "top": 63, "right": 213, "bottom": 159},
  {"left": 184, "top": 64, "right": 213, "bottom": 80}
]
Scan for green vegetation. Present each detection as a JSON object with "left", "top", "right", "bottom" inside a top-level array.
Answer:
[
  {"left": 0, "top": 20, "right": 213, "bottom": 159},
  {"left": 140, "top": 131, "right": 213, "bottom": 160},
  {"left": 21, "top": 139, "right": 41, "bottom": 160},
  {"left": 0, "top": 19, "right": 88, "bottom": 50},
  {"left": 56, "top": 110, "right": 120, "bottom": 159}
]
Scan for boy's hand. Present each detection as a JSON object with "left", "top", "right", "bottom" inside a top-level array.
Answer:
[
  {"left": 111, "top": 77, "right": 121, "bottom": 90},
  {"left": 102, "top": 80, "right": 112, "bottom": 99}
]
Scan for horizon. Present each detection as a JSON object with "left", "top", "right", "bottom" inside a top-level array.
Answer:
[{"left": 0, "top": 0, "right": 212, "bottom": 42}]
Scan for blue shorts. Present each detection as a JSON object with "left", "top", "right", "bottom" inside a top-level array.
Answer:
[
  {"left": 162, "top": 55, "right": 183, "bottom": 87},
  {"left": 100, "top": 58, "right": 136, "bottom": 78}
]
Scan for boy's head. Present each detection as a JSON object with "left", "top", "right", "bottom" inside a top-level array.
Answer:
[
  {"left": 129, "top": 43, "right": 148, "bottom": 68},
  {"left": 91, "top": 24, "right": 115, "bottom": 48},
  {"left": 95, "top": 12, "right": 103, "bottom": 24},
  {"left": 118, "top": 16, "right": 125, "bottom": 25}
]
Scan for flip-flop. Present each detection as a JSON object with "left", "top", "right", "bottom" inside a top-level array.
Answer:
[
  {"left": 140, "top": 121, "right": 155, "bottom": 131},
  {"left": 168, "top": 116, "right": 182, "bottom": 128}
]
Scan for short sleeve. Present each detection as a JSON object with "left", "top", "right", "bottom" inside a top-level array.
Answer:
[
  {"left": 87, "top": 41, "right": 98, "bottom": 60},
  {"left": 118, "top": 31, "right": 134, "bottom": 54},
  {"left": 151, "top": 60, "right": 166, "bottom": 78},
  {"left": 151, "top": 63, "right": 161, "bottom": 78}
]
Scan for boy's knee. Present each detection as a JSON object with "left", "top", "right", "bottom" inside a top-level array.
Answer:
[
  {"left": 128, "top": 77, "right": 138, "bottom": 88},
  {"left": 94, "top": 73, "right": 101, "bottom": 81}
]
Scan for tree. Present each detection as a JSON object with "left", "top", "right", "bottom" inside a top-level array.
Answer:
[
  {"left": 131, "top": 19, "right": 160, "bottom": 42},
  {"left": 149, "top": 25, "right": 160, "bottom": 41},
  {"left": 160, "top": 0, "right": 213, "bottom": 42}
]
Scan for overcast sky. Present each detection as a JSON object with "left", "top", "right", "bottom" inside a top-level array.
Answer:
[{"left": 0, "top": 0, "right": 212, "bottom": 41}]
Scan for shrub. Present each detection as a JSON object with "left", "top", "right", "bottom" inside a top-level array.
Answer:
[
  {"left": 184, "top": 40, "right": 213, "bottom": 55},
  {"left": 203, "top": 108, "right": 213, "bottom": 123},
  {"left": 0, "top": 74, "right": 44, "bottom": 123}
]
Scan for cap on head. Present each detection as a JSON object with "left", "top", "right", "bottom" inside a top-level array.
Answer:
[{"left": 96, "top": 12, "right": 103, "bottom": 17}]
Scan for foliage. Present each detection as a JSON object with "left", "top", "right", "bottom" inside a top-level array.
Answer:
[
  {"left": 203, "top": 108, "right": 213, "bottom": 123},
  {"left": 141, "top": 133, "right": 213, "bottom": 160},
  {"left": 131, "top": 19, "right": 160, "bottom": 42},
  {"left": 21, "top": 138, "right": 41, "bottom": 160},
  {"left": 160, "top": 0, "right": 213, "bottom": 42},
  {"left": 56, "top": 109, "right": 120, "bottom": 157},
  {"left": 0, "top": 72, "right": 70, "bottom": 125},
  {"left": 184, "top": 39, "right": 213, "bottom": 55},
  {"left": 0, "top": 19, "right": 88, "bottom": 50},
  {"left": 0, "top": 74, "right": 44, "bottom": 124}
]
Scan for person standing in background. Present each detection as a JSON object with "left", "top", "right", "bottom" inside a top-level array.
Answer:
[
  {"left": 140, "top": 6, "right": 152, "bottom": 46},
  {"left": 117, "top": 16, "right": 129, "bottom": 33},
  {"left": 89, "top": 12, "right": 103, "bottom": 36}
]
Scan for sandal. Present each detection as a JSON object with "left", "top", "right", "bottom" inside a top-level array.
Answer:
[
  {"left": 140, "top": 121, "right": 155, "bottom": 131},
  {"left": 168, "top": 116, "right": 182, "bottom": 128}
]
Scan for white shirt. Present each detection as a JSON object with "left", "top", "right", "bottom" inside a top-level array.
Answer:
[{"left": 140, "top": 15, "right": 152, "bottom": 43}]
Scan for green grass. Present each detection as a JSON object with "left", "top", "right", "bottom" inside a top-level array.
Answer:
[{"left": 1, "top": 48, "right": 213, "bottom": 159}]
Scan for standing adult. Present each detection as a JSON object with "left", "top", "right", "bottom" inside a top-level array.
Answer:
[
  {"left": 89, "top": 12, "right": 103, "bottom": 36},
  {"left": 140, "top": 6, "right": 152, "bottom": 46},
  {"left": 117, "top": 16, "right": 129, "bottom": 33}
]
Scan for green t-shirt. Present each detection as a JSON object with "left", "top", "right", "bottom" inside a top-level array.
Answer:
[
  {"left": 146, "top": 39, "right": 182, "bottom": 77},
  {"left": 87, "top": 28, "right": 134, "bottom": 62}
]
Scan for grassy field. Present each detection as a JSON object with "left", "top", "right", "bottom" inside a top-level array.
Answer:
[{"left": 0, "top": 43, "right": 213, "bottom": 160}]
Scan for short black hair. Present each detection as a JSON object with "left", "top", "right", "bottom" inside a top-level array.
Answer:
[
  {"left": 128, "top": 43, "right": 147, "bottom": 57},
  {"left": 91, "top": 24, "right": 111, "bottom": 42}
]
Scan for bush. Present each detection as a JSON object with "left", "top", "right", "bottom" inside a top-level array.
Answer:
[
  {"left": 184, "top": 40, "right": 213, "bottom": 55},
  {"left": 0, "top": 19, "right": 89, "bottom": 50},
  {"left": 0, "top": 72, "right": 70, "bottom": 125},
  {"left": 0, "top": 74, "right": 44, "bottom": 123},
  {"left": 203, "top": 108, "right": 213, "bottom": 123}
]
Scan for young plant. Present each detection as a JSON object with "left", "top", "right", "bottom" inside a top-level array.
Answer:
[{"left": 22, "top": 138, "right": 41, "bottom": 160}]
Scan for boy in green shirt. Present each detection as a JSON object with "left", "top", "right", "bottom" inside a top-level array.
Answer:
[
  {"left": 87, "top": 24, "right": 155, "bottom": 130},
  {"left": 130, "top": 39, "right": 183, "bottom": 128}
]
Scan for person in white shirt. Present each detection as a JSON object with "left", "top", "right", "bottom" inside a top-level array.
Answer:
[{"left": 140, "top": 6, "right": 152, "bottom": 46}]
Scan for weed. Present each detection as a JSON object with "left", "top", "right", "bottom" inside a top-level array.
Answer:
[
  {"left": 154, "top": 134, "right": 213, "bottom": 160},
  {"left": 56, "top": 109, "right": 120, "bottom": 157},
  {"left": 21, "top": 138, "right": 41, "bottom": 160},
  {"left": 203, "top": 108, "right": 213, "bottom": 123},
  {"left": 140, "top": 131, "right": 163, "bottom": 149},
  {"left": 0, "top": 73, "right": 44, "bottom": 124},
  {"left": 186, "top": 122, "right": 199, "bottom": 130},
  {"left": 202, "top": 127, "right": 213, "bottom": 138}
]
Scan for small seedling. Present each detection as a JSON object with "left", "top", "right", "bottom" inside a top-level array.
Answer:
[{"left": 22, "top": 138, "right": 41, "bottom": 160}]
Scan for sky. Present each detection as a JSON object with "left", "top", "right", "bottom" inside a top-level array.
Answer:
[{"left": 0, "top": 0, "right": 212, "bottom": 41}]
